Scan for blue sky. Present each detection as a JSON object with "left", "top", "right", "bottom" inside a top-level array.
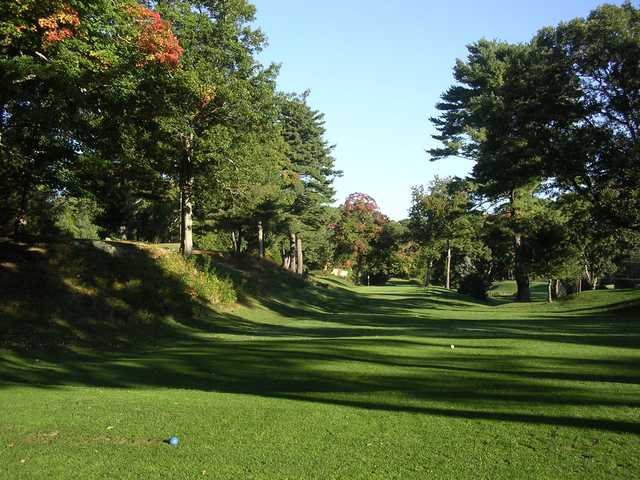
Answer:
[{"left": 251, "top": 0, "right": 622, "bottom": 220}]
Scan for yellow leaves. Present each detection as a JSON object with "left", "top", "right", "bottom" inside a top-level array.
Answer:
[
  {"left": 197, "top": 85, "right": 216, "bottom": 110},
  {"left": 14, "top": 24, "right": 36, "bottom": 33},
  {"left": 37, "top": 17, "right": 57, "bottom": 30},
  {"left": 37, "top": 4, "right": 80, "bottom": 48},
  {"left": 37, "top": 5, "right": 79, "bottom": 29}
]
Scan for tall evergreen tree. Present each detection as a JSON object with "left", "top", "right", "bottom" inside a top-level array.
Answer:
[
  {"left": 277, "top": 92, "right": 340, "bottom": 273},
  {"left": 428, "top": 40, "right": 549, "bottom": 300}
]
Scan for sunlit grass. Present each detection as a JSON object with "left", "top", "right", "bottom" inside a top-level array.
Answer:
[{"left": 1, "top": 239, "right": 639, "bottom": 479}]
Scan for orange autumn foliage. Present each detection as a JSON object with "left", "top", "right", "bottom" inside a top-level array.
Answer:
[
  {"left": 37, "top": 4, "right": 80, "bottom": 46},
  {"left": 128, "top": 4, "right": 183, "bottom": 67}
]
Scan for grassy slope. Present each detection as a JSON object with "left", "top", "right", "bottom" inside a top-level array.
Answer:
[
  {"left": 489, "top": 279, "right": 549, "bottom": 300},
  {"left": 1, "top": 240, "right": 640, "bottom": 479}
]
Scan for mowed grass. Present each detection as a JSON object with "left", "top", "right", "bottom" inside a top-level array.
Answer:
[
  {"left": 1, "top": 241, "right": 640, "bottom": 479},
  {"left": 489, "top": 280, "right": 549, "bottom": 300}
]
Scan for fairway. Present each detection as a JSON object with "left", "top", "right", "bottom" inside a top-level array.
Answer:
[
  {"left": 1, "top": 278, "right": 639, "bottom": 479},
  {"left": 3, "top": 1, "right": 640, "bottom": 478}
]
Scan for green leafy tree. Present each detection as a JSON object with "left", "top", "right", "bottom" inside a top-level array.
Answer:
[
  {"left": 532, "top": 3, "right": 640, "bottom": 231},
  {"left": 428, "top": 41, "right": 537, "bottom": 299},
  {"left": 527, "top": 204, "right": 581, "bottom": 302},
  {"left": 52, "top": 196, "right": 103, "bottom": 240},
  {"left": 558, "top": 194, "right": 631, "bottom": 291},
  {"left": 429, "top": 3, "right": 640, "bottom": 299},
  {"left": 0, "top": 0, "right": 129, "bottom": 235},
  {"left": 409, "top": 177, "right": 484, "bottom": 289},
  {"left": 141, "top": 1, "right": 280, "bottom": 257}
]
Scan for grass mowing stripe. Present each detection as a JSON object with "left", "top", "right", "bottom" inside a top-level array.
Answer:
[{"left": 1, "top": 242, "right": 639, "bottom": 479}]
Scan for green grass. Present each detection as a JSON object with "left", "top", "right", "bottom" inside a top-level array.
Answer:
[
  {"left": 489, "top": 279, "right": 549, "bottom": 300},
  {"left": 1, "top": 240, "right": 640, "bottom": 479}
]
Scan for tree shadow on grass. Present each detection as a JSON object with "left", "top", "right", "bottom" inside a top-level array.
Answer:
[
  {"left": 222, "top": 293, "right": 639, "bottom": 351},
  {"left": 0, "top": 239, "right": 207, "bottom": 355},
  {"left": 1, "top": 240, "right": 640, "bottom": 435},
  {"left": 2, "top": 335, "right": 639, "bottom": 434}
]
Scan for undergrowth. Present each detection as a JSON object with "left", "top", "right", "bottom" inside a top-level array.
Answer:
[
  {"left": 158, "top": 249, "right": 236, "bottom": 305},
  {"left": 0, "top": 240, "right": 239, "bottom": 352}
]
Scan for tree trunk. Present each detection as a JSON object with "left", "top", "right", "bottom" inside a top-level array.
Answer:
[
  {"left": 289, "top": 232, "right": 297, "bottom": 273},
  {"left": 510, "top": 190, "right": 531, "bottom": 302},
  {"left": 179, "top": 134, "right": 194, "bottom": 257},
  {"left": 355, "top": 255, "right": 363, "bottom": 285},
  {"left": 585, "top": 264, "right": 601, "bottom": 289},
  {"left": 554, "top": 279, "right": 560, "bottom": 299},
  {"left": 295, "top": 235, "right": 303, "bottom": 275},
  {"left": 514, "top": 233, "right": 531, "bottom": 301},
  {"left": 13, "top": 188, "right": 28, "bottom": 236},
  {"left": 258, "top": 221, "right": 264, "bottom": 258},
  {"left": 424, "top": 259, "right": 433, "bottom": 287},
  {"left": 177, "top": 192, "right": 182, "bottom": 244},
  {"left": 282, "top": 242, "right": 290, "bottom": 269},
  {"left": 237, "top": 228, "right": 243, "bottom": 255},
  {"left": 584, "top": 264, "right": 592, "bottom": 285},
  {"left": 577, "top": 277, "right": 582, "bottom": 293},
  {"left": 547, "top": 279, "right": 553, "bottom": 303},
  {"left": 445, "top": 242, "right": 452, "bottom": 290}
]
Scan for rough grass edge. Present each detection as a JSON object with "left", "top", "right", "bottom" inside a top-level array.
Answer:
[{"left": 144, "top": 246, "right": 237, "bottom": 306}]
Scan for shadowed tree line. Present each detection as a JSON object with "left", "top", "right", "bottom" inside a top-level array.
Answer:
[
  {"left": 0, "top": 0, "right": 340, "bottom": 273},
  {"left": 417, "top": 3, "right": 640, "bottom": 302}
]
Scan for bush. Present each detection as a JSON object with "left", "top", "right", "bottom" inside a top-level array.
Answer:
[
  {"left": 52, "top": 196, "right": 103, "bottom": 240},
  {"left": 458, "top": 272, "right": 493, "bottom": 300},
  {"left": 195, "top": 230, "right": 234, "bottom": 252},
  {"left": 158, "top": 250, "right": 237, "bottom": 305},
  {"left": 614, "top": 278, "right": 639, "bottom": 289}
]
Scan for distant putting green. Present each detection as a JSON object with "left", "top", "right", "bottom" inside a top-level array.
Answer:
[{"left": 1, "top": 245, "right": 639, "bottom": 479}]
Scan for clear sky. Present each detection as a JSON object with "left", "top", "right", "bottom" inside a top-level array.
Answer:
[{"left": 251, "top": 0, "right": 623, "bottom": 220}]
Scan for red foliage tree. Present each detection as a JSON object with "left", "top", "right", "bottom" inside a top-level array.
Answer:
[
  {"left": 332, "top": 193, "right": 389, "bottom": 282},
  {"left": 37, "top": 4, "right": 80, "bottom": 47},
  {"left": 343, "top": 192, "right": 380, "bottom": 213},
  {"left": 128, "top": 4, "right": 183, "bottom": 67}
]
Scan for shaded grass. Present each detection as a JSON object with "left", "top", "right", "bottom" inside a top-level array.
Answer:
[
  {"left": 0, "top": 239, "right": 236, "bottom": 354},
  {"left": 1, "top": 240, "right": 639, "bottom": 479}
]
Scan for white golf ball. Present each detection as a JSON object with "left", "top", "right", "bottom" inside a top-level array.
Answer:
[{"left": 450, "top": 344, "right": 455, "bottom": 349}]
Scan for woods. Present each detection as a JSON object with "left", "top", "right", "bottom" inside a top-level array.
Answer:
[
  {"left": 1, "top": 0, "right": 344, "bottom": 272},
  {"left": 1, "top": 1, "right": 639, "bottom": 297},
  {"left": 424, "top": 2, "right": 640, "bottom": 301}
]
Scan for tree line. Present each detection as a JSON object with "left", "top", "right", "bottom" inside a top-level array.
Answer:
[
  {"left": 412, "top": 2, "right": 640, "bottom": 301},
  {"left": 331, "top": 2, "right": 640, "bottom": 300},
  {"left": 2, "top": 1, "right": 638, "bottom": 298},
  {"left": 1, "top": 0, "right": 342, "bottom": 272}
]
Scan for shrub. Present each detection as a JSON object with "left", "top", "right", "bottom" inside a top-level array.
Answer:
[
  {"left": 52, "top": 196, "right": 103, "bottom": 240},
  {"left": 458, "top": 272, "right": 493, "bottom": 300},
  {"left": 158, "top": 250, "right": 237, "bottom": 305},
  {"left": 614, "top": 278, "right": 639, "bottom": 289}
]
